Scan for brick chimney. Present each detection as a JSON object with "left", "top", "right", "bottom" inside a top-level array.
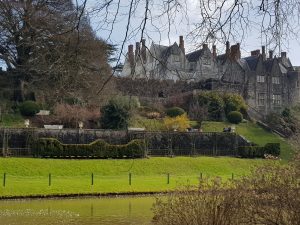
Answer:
[
  {"left": 212, "top": 45, "right": 217, "bottom": 58},
  {"left": 141, "top": 39, "right": 146, "bottom": 63},
  {"left": 269, "top": 50, "right": 273, "bottom": 59},
  {"left": 281, "top": 52, "right": 287, "bottom": 58},
  {"left": 230, "top": 43, "right": 241, "bottom": 60},
  {"left": 226, "top": 41, "right": 230, "bottom": 57},
  {"left": 128, "top": 44, "right": 134, "bottom": 67},
  {"left": 251, "top": 50, "right": 260, "bottom": 56},
  {"left": 135, "top": 42, "right": 140, "bottom": 58},
  {"left": 262, "top": 46, "right": 266, "bottom": 61},
  {"left": 179, "top": 36, "right": 185, "bottom": 54}
]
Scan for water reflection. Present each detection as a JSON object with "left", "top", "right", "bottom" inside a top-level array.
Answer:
[{"left": 0, "top": 196, "right": 154, "bottom": 225}]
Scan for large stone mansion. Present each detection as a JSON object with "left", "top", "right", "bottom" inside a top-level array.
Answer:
[{"left": 121, "top": 36, "right": 300, "bottom": 116}]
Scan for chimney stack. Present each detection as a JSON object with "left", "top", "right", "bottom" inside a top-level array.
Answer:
[
  {"left": 135, "top": 42, "right": 140, "bottom": 58},
  {"left": 128, "top": 44, "right": 134, "bottom": 67},
  {"left": 269, "top": 50, "right": 273, "bottom": 59},
  {"left": 230, "top": 43, "right": 241, "bottom": 60},
  {"left": 281, "top": 52, "right": 287, "bottom": 58},
  {"left": 237, "top": 43, "right": 241, "bottom": 59},
  {"left": 251, "top": 50, "right": 260, "bottom": 57},
  {"left": 226, "top": 41, "right": 230, "bottom": 57},
  {"left": 212, "top": 45, "right": 217, "bottom": 58},
  {"left": 179, "top": 36, "right": 185, "bottom": 54},
  {"left": 141, "top": 39, "right": 146, "bottom": 63},
  {"left": 262, "top": 46, "right": 266, "bottom": 61}
]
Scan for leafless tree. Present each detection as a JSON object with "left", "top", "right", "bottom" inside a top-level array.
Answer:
[{"left": 0, "top": 0, "right": 114, "bottom": 104}]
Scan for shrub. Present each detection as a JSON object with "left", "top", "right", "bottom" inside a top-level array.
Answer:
[
  {"left": 31, "top": 138, "right": 146, "bottom": 158},
  {"left": 227, "top": 111, "right": 243, "bottom": 124},
  {"left": 197, "top": 92, "right": 224, "bottom": 121},
  {"left": 110, "top": 95, "right": 140, "bottom": 110},
  {"left": 63, "top": 97, "right": 83, "bottom": 105},
  {"left": 238, "top": 145, "right": 265, "bottom": 158},
  {"left": 165, "top": 107, "right": 185, "bottom": 117},
  {"left": 264, "top": 143, "right": 280, "bottom": 156},
  {"left": 223, "top": 93, "right": 247, "bottom": 115},
  {"left": 19, "top": 101, "right": 40, "bottom": 116},
  {"left": 163, "top": 114, "right": 190, "bottom": 131},
  {"left": 53, "top": 104, "right": 100, "bottom": 128},
  {"left": 100, "top": 102, "right": 130, "bottom": 129},
  {"left": 281, "top": 108, "right": 291, "bottom": 118},
  {"left": 238, "top": 143, "right": 280, "bottom": 158}
]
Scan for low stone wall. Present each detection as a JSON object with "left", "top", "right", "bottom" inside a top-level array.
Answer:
[{"left": 0, "top": 128, "right": 253, "bottom": 157}]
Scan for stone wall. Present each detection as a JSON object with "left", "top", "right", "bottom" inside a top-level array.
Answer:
[{"left": 0, "top": 128, "right": 252, "bottom": 157}]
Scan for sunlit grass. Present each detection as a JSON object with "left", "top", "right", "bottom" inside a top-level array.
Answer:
[{"left": 0, "top": 157, "right": 272, "bottom": 197}]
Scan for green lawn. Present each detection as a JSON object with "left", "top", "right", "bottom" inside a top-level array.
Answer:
[
  {"left": 0, "top": 113, "right": 25, "bottom": 127},
  {"left": 0, "top": 157, "right": 273, "bottom": 197},
  {"left": 201, "top": 121, "right": 293, "bottom": 161}
]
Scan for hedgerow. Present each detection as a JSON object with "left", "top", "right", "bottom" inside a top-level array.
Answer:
[
  {"left": 238, "top": 143, "right": 280, "bottom": 158},
  {"left": 31, "top": 138, "right": 146, "bottom": 158}
]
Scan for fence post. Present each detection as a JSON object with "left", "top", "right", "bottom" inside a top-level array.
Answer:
[
  {"left": 167, "top": 173, "right": 170, "bottom": 184},
  {"left": 3, "top": 173, "right": 6, "bottom": 187},
  {"left": 129, "top": 173, "right": 132, "bottom": 185},
  {"left": 200, "top": 172, "right": 203, "bottom": 181},
  {"left": 49, "top": 173, "right": 51, "bottom": 186},
  {"left": 91, "top": 173, "right": 94, "bottom": 186},
  {"left": 231, "top": 173, "right": 234, "bottom": 180}
]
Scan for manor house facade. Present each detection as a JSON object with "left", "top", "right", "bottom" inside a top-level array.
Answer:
[{"left": 121, "top": 36, "right": 300, "bottom": 116}]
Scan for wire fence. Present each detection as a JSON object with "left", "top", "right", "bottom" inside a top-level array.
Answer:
[{"left": 1, "top": 172, "right": 241, "bottom": 189}]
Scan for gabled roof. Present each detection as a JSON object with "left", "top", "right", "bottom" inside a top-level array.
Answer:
[
  {"left": 279, "top": 57, "right": 293, "bottom": 69},
  {"left": 279, "top": 63, "right": 288, "bottom": 74},
  {"left": 161, "top": 42, "right": 181, "bottom": 59},
  {"left": 264, "top": 59, "right": 274, "bottom": 72},
  {"left": 237, "top": 59, "right": 250, "bottom": 71},
  {"left": 243, "top": 56, "right": 259, "bottom": 71},
  {"left": 186, "top": 49, "right": 205, "bottom": 62},
  {"left": 151, "top": 43, "right": 169, "bottom": 60}
]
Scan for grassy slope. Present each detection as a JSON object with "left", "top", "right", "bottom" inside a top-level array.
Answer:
[
  {"left": 0, "top": 157, "right": 271, "bottom": 197},
  {"left": 201, "top": 121, "right": 293, "bottom": 161}
]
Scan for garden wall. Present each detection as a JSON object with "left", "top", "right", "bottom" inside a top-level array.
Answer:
[{"left": 0, "top": 128, "right": 252, "bottom": 157}]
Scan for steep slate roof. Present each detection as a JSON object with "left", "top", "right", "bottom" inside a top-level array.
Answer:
[
  {"left": 243, "top": 56, "right": 259, "bottom": 71},
  {"left": 186, "top": 49, "right": 205, "bottom": 62},
  {"left": 279, "top": 63, "right": 288, "bottom": 74},
  {"left": 264, "top": 59, "right": 274, "bottom": 72},
  {"left": 279, "top": 57, "right": 293, "bottom": 69},
  {"left": 237, "top": 59, "right": 250, "bottom": 71},
  {"left": 151, "top": 43, "right": 169, "bottom": 60},
  {"left": 161, "top": 42, "right": 180, "bottom": 59}
]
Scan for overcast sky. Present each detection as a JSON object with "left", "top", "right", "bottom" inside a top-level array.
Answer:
[
  {"left": 87, "top": 0, "right": 300, "bottom": 66},
  {"left": 1, "top": 0, "right": 299, "bottom": 70}
]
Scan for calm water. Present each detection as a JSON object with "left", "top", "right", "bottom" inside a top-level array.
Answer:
[{"left": 0, "top": 196, "right": 155, "bottom": 225}]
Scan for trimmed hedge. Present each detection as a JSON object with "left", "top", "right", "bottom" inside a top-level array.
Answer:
[
  {"left": 238, "top": 143, "right": 280, "bottom": 158},
  {"left": 165, "top": 107, "right": 185, "bottom": 117},
  {"left": 31, "top": 138, "right": 146, "bottom": 158},
  {"left": 227, "top": 111, "right": 243, "bottom": 124}
]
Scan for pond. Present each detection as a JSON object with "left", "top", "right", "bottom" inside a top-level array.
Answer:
[{"left": 0, "top": 196, "right": 155, "bottom": 225}]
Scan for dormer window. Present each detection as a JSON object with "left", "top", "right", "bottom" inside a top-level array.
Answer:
[
  {"left": 257, "top": 75, "right": 265, "bottom": 83},
  {"left": 272, "top": 77, "right": 280, "bottom": 84}
]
